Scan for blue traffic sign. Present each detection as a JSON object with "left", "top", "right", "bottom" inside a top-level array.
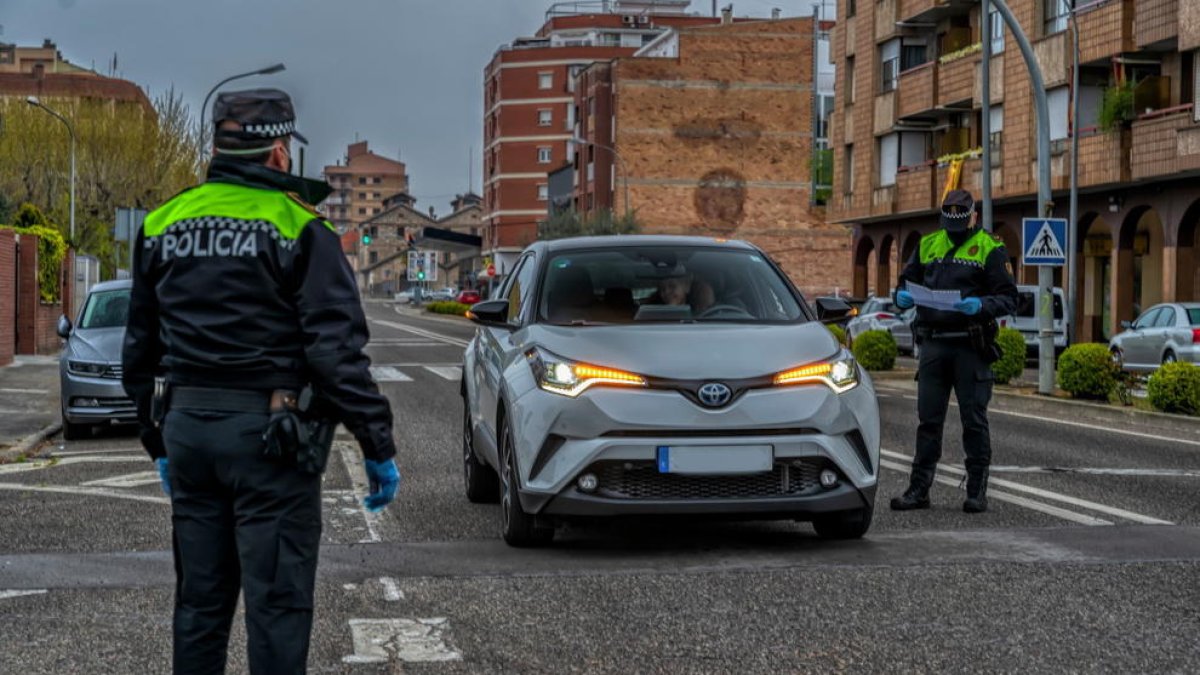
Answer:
[{"left": 1022, "top": 218, "right": 1068, "bottom": 266}]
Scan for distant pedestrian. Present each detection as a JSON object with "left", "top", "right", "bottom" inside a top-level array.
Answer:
[
  {"left": 122, "top": 89, "right": 400, "bottom": 674},
  {"left": 890, "top": 190, "right": 1018, "bottom": 514}
]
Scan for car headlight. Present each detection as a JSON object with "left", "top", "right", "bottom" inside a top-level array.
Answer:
[
  {"left": 67, "top": 360, "right": 107, "bottom": 377},
  {"left": 773, "top": 355, "right": 859, "bottom": 393},
  {"left": 526, "top": 347, "right": 646, "bottom": 397}
]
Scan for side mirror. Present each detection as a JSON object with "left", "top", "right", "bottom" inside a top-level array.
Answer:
[
  {"left": 1120, "top": 320, "right": 1133, "bottom": 330},
  {"left": 467, "top": 299, "right": 511, "bottom": 328},
  {"left": 815, "top": 297, "right": 853, "bottom": 324},
  {"left": 56, "top": 315, "right": 73, "bottom": 339}
]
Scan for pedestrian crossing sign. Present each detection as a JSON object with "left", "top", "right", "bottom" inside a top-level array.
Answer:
[{"left": 1022, "top": 218, "right": 1068, "bottom": 266}]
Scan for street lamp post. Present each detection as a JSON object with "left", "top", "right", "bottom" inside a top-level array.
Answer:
[
  {"left": 198, "top": 63, "right": 286, "bottom": 154},
  {"left": 25, "top": 96, "right": 75, "bottom": 243},
  {"left": 569, "top": 137, "right": 631, "bottom": 217}
]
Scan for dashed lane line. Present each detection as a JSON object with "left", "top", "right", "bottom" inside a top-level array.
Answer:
[
  {"left": 335, "top": 443, "right": 383, "bottom": 544},
  {"left": 369, "top": 366, "right": 413, "bottom": 383},
  {"left": 80, "top": 471, "right": 162, "bottom": 489},
  {"left": 0, "top": 590, "right": 48, "bottom": 601},
  {"left": 880, "top": 449, "right": 1173, "bottom": 525},
  {"left": 0, "top": 387, "right": 49, "bottom": 395},
  {"left": 369, "top": 319, "right": 470, "bottom": 348},
  {"left": 423, "top": 366, "right": 462, "bottom": 382}
]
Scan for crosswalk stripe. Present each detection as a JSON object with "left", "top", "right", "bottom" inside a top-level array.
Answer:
[
  {"left": 369, "top": 366, "right": 413, "bottom": 383},
  {"left": 423, "top": 366, "right": 462, "bottom": 381}
]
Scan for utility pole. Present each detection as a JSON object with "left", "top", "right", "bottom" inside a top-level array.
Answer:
[
  {"left": 1068, "top": 2, "right": 1081, "bottom": 347},
  {"left": 981, "top": 0, "right": 993, "bottom": 232}
]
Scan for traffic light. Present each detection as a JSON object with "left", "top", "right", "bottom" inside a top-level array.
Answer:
[
  {"left": 417, "top": 270, "right": 426, "bottom": 281},
  {"left": 361, "top": 231, "right": 372, "bottom": 245}
]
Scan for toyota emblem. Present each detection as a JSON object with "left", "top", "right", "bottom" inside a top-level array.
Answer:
[{"left": 697, "top": 382, "right": 733, "bottom": 408}]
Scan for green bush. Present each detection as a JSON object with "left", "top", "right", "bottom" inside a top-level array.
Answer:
[
  {"left": 425, "top": 301, "right": 470, "bottom": 316},
  {"left": 827, "top": 324, "right": 847, "bottom": 346},
  {"left": 1057, "top": 343, "right": 1118, "bottom": 400},
  {"left": 851, "top": 330, "right": 897, "bottom": 371},
  {"left": 992, "top": 327, "right": 1027, "bottom": 384},
  {"left": 1146, "top": 362, "right": 1200, "bottom": 416},
  {"left": 1, "top": 203, "right": 68, "bottom": 304}
]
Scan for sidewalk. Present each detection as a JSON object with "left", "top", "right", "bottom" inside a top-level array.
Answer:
[{"left": 0, "top": 355, "right": 61, "bottom": 459}]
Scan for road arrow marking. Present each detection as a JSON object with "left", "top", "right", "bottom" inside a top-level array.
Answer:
[{"left": 343, "top": 618, "right": 462, "bottom": 664}]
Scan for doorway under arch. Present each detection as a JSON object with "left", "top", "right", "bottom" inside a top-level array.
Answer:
[
  {"left": 877, "top": 234, "right": 895, "bottom": 297},
  {"left": 1177, "top": 199, "right": 1200, "bottom": 303},
  {"left": 853, "top": 235, "right": 875, "bottom": 298},
  {"left": 1075, "top": 212, "right": 1114, "bottom": 342},
  {"left": 1116, "top": 206, "right": 1166, "bottom": 330}
]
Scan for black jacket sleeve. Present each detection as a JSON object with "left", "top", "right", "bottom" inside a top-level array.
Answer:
[
  {"left": 121, "top": 229, "right": 167, "bottom": 460},
  {"left": 290, "top": 220, "right": 396, "bottom": 462},
  {"left": 978, "top": 247, "right": 1019, "bottom": 320}
]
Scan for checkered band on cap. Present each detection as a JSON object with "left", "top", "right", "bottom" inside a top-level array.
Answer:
[
  {"left": 242, "top": 121, "right": 296, "bottom": 138},
  {"left": 941, "top": 209, "right": 972, "bottom": 221}
]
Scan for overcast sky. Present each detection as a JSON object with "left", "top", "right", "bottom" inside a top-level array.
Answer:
[{"left": 1, "top": 0, "right": 822, "bottom": 214}]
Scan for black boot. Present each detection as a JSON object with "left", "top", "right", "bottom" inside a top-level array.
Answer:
[
  {"left": 963, "top": 468, "right": 989, "bottom": 513},
  {"left": 890, "top": 484, "right": 930, "bottom": 511}
]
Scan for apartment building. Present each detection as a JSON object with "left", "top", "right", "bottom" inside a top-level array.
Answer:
[
  {"left": 322, "top": 141, "right": 409, "bottom": 234},
  {"left": 482, "top": 0, "right": 726, "bottom": 274},
  {"left": 0, "top": 39, "right": 152, "bottom": 112},
  {"left": 830, "top": 0, "right": 1200, "bottom": 343},
  {"left": 357, "top": 193, "right": 485, "bottom": 295},
  {"left": 567, "top": 14, "right": 851, "bottom": 297}
]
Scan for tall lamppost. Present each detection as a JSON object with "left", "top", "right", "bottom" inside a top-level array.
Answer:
[
  {"left": 199, "top": 63, "right": 286, "bottom": 153},
  {"left": 569, "top": 137, "right": 632, "bottom": 217},
  {"left": 26, "top": 96, "right": 75, "bottom": 243}
]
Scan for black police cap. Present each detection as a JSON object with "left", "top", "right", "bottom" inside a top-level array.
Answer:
[{"left": 212, "top": 88, "right": 308, "bottom": 144}]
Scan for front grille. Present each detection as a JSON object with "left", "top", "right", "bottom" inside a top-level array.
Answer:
[
  {"left": 101, "top": 365, "right": 123, "bottom": 380},
  {"left": 589, "top": 459, "right": 828, "bottom": 501}
]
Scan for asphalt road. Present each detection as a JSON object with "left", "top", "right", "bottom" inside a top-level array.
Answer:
[{"left": 2, "top": 300, "right": 1199, "bottom": 673}]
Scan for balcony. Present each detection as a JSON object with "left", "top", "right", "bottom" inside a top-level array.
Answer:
[
  {"left": 875, "top": 0, "right": 897, "bottom": 42},
  {"left": 973, "top": 53, "right": 1005, "bottom": 104},
  {"left": 1183, "top": 2, "right": 1200, "bottom": 52},
  {"left": 1075, "top": 0, "right": 1134, "bottom": 65},
  {"left": 1076, "top": 128, "right": 1132, "bottom": 188},
  {"left": 1135, "top": 0, "right": 1178, "bottom": 49},
  {"left": 1032, "top": 31, "right": 1070, "bottom": 88},
  {"left": 874, "top": 91, "right": 897, "bottom": 135},
  {"left": 894, "top": 163, "right": 937, "bottom": 214},
  {"left": 897, "top": 62, "right": 937, "bottom": 120},
  {"left": 1131, "top": 105, "right": 1200, "bottom": 181},
  {"left": 937, "top": 50, "right": 977, "bottom": 108},
  {"left": 871, "top": 186, "right": 897, "bottom": 217}
]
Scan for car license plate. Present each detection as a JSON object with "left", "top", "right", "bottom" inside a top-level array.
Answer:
[{"left": 656, "top": 445, "right": 773, "bottom": 475}]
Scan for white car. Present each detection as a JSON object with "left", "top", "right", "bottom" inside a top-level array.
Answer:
[
  {"left": 998, "top": 285, "right": 1067, "bottom": 355},
  {"left": 1110, "top": 302, "right": 1200, "bottom": 372},
  {"left": 846, "top": 297, "right": 905, "bottom": 343}
]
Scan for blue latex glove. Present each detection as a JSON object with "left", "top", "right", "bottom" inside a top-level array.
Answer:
[
  {"left": 363, "top": 458, "right": 400, "bottom": 513},
  {"left": 895, "top": 290, "right": 914, "bottom": 309},
  {"left": 955, "top": 297, "right": 982, "bottom": 315},
  {"left": 155, "top": 457, "right": 172, "bottom": 497}
]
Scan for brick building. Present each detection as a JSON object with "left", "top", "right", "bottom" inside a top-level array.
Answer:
[
  {"left": 0, "top": 39, "right": 152, "bottom": 113},
  {"left": 831, "top": 0, "right": 1200, "bottom": 343},
  {"left": 321, "top": 141, "right": 409, "bottom": 234},
  {"left": 356, "top": 193, "right": 485, "bottom": 295},
  {"left": 565, "top": 14, "right": 850, "bottom": 297},
  {"left": 482, "top": 0, "right": 729, "bottom": 275}
]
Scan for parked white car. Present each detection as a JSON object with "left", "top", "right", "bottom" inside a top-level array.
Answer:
[
  {"left": 997, "top": 285, "right": 1067, "bottom": 355},
  {"left": 846, "top": 297, "right": 905, "bottom": 344}
]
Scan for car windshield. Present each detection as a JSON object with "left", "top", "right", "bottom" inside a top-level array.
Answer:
[
  {"left": 537, "top": 246, "right": 805, "bottom": 325},
  {"left": 79, "top": 289, "right": 130, "bottom": 329},
  {"left": 1014, "top": 291, "right": 1064, "bottom": 319}
]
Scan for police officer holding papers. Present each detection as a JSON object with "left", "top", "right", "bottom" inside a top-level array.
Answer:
[{"left": 122, "top": 88, "right": 400, "bottom": 674}]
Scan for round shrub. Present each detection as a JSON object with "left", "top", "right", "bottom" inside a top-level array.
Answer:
[
  {"left": 425, "top": 301, "right": 470, "bottom": 316},
  {"left": 1056, "top": 343, "right": 1118, "bottom": 400},
  {"left": 827, "top": 324, "right": 847, "bottom": 346},
  {"left": 1146, "top": 362, "right": 1200, "bottom": 416},
  {"left": 851, "top": 329, "right": 897, "bottom": 371},
  {"left": 992, "top": 327, "right": 1027, "bottom": 385}
]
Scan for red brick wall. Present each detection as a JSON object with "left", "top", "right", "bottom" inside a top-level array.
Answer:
[
  {"left": 1077, "top": 0, "right": 1134, "bottom": 66},
  {"left": 0, "top": 230, "right": 14, "bottom": 367},
  {"left": 897, "top": 63, "right": 936, "bottom": 119},
  {"left": 12, "top": 234, "right": 70, "bottom": 357},
  {"left": 1137, "top": 0, "right": 1179, "bottom": 48}
]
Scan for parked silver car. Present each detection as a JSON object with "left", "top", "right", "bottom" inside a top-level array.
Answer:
[
  {"left": 846, "top": 296, "right": 904, "bottom": 344},
  {"left": 1109, "top": 302, "right": 1200, "bottom": 372},
  {"left": 461, "top": 236, "right": 880, "bottom": 546},
  {"left": 889, "top": 307, "right": 919, "bottom": 357},
  {"left": 57, "top": 280, "right": 136, "bottom": 440}
]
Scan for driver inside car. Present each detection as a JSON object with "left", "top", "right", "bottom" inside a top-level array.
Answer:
[{"left": 647, "top": 269, "right": 714, "bottom": 313}]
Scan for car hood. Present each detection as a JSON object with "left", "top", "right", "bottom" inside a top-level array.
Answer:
[
  {"left": 527, "top": 322, "right": 842, "bottom": 380},
  {"left": 67, "top": 327, "right": 125, "bottom": 363}
]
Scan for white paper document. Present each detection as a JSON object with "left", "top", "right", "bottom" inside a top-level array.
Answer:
[{"left": 907, "top": 283, "right": 961, "bottom": 311}]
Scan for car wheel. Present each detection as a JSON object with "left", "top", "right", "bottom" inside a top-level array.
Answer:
[
  {"left": 498, "top": 415, "right": 554, "bottom": 547},
  {"left": 812, "top": 505, "right": 873, "bottom": 540},
  {"left": 61, "top": 411, "right": 90, "bottom": 441},
  {"left": 1163, "top": 350, "right": 1177, "bottom": 365},
  {"left": 462, "top": 398, "right": 499, "bottom": 503},
  {"left": 1111, "top": 348, "right": 1124, "bottom": 371}
]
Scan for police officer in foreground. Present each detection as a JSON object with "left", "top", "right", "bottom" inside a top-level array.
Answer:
[
  {"left": 890, "top": 189, "right": 1018, "bottom": 514},
  {"left": 122, "top": 89, "right": 400, "bottom": 674}
]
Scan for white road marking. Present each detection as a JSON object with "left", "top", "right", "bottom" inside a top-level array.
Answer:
[
  {"left": 0, "top": 409, "right": 29, "bottom": 414},
  {"left": 380, "top": 577, "right": 405, "bottom": 601},
  {"left": 369, "top": 319, "right": 471, "bottom": 348},
  {"left": 80, "top": 470, "right": 162, "bottom": 489},
  {"left": 52, "top": 448, "right": 146, "bottom": 457},
  {"left": 878, "top": 459, "right": 1113, "bottom": 526},
  {"left": 0, "top": 456, "right": 146, "bottom": 477},
  {"left": 991, "top": 466, "right": 1200, "bottom": 477},
  {"left": 424, "top": 366, "right": 462, "bottom": 382},
  {"left": 343, "top": 618, "right": 462, "bottom": 664},
  {"left": 0, "top": 387, "right": 49, "bottom": 395},
  {"left": 335, "top": 443, "right": 382, "bottom": 544},
  {"left": 0, "top": 482, "right": 169, "bottom": 505},
  {"left": 367, "top": 342, "right": 443, "bottom": 348},
  {"left": 368, "top": 362, "right": 462, "bottom": 368},
  {"left": 880, "top": 449, "right": 1172, "bottom": 525},
  {"left": 369, "top": 366, "right": 413, "bottom": 383},
  {"left": 0, "top": 589, "right": 48, "bottom": 601}
]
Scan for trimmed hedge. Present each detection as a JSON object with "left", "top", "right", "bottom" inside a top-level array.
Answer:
[
  {"left": 851, "top": 329, "right": 897, "bottom": 371},
  {"left": 992, "top": 327, "right": 1027, "bottom": 385},
  {"left": 827, "top": 324, "right": 847, "bottom": 347},
  {"left": 1146, "top": 362, "right": 1200, "bottom": 416},
  {"left": 1057, "top": 343, "right": 1118, "bottom": 400},
  {"left": 425, "top": 301, "right": 470, "bottom": 316}
]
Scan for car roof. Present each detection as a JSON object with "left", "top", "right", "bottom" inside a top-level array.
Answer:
[
  {"left": 530, "top": 235, "right": 759, "bottom": 254},
  {"left": 88, "top": 279, "right": 133, "bottom": 293}
]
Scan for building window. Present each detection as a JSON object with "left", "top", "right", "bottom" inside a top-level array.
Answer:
[
  {"left": 1048, "top": 86, "right": 1070, "bottom": 141},
  {"left": 538, "top": 71, "right": 553, "bottom": 90},
  {"left": 880, "top": 40, "right": 900, "bottom": 93},
  {"left": 988, "top": 105, "right": 1004, "bottom": 164},
  {"left": 373, "top": 192, "right": 381, "bottom": 199},
  {"left": 845, "top": 56, "right": 856, "bottom": 104},
  {"left": 843, "top": 144, "right": 855, "bottom": 193},
  {"left": 538, "top": 109, "right": 552, "bottom": 127},
  {"left": 537, "top": 184, "right": 549, "bottom": 201},
  {"left": 369, "top": 251, "right": 378, "bottom": 264},
  {"left": 1044, "top": 0, "right": 1070, "bottom": 36},
  {"left": 359, "top": 207, "right": 367, "bottom": 215},
  {"left": 537, "top": 147, "right": 552, "bottom": 164},
  {"left": 878, "top": 134, "right": 899, "bottom": 187},
  {"left": 359, "top": 192, "right": 367, "bottom": 200},
  {"left": 989, "top": 7, "right": 1005, "bottom": 54},
  {"left": 358, "top": 177, "right": 367, "bottom": 185},
  {"left": 847, "top": 0, "right": 856, "bottom": 17}
]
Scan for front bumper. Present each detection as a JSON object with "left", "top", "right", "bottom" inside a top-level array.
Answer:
[
  {"left": 61, "top": 372, "right": 137, "bottom": 425},
  {"left": 544, "top": 481, "right": 875, "bottom": 518}
]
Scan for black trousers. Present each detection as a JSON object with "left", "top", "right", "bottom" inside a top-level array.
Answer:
[
  {"left": 163, "top": 408, "right": 322, "bottom": 675},
  {"left": 910, "top": 337, "right": 994, "bottom": 490}
]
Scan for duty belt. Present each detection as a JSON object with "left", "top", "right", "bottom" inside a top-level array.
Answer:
[
  {"left": 170, "top": 386, "right": 297, "bottom": 414},
  {"left": 916, "top": 327, "right": 971, "bottom": 340}
]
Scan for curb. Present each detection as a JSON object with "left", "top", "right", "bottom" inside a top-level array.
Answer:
[{"left": 0, "top": 422, "right": 62, "bottom": 464}]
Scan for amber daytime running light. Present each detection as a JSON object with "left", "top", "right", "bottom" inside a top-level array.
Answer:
[
  {"left": 773, "top": 357, "right": 859, "bottom": 393},
  {"left": 526, "top": 348, "right": 647, "bottom": 397}
]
